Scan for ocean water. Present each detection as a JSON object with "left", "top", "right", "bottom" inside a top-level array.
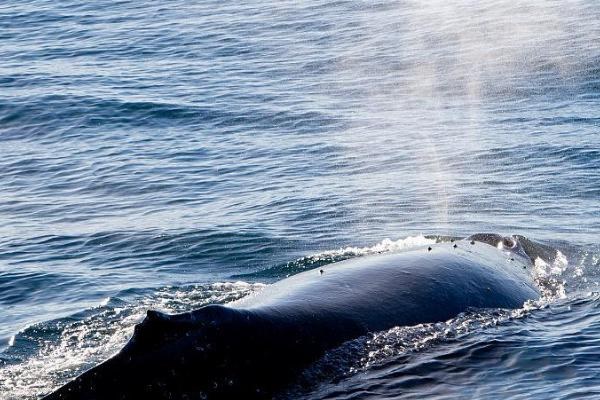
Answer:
[{"left": 0, "top": 0, "right": 599, "bottom": 398}]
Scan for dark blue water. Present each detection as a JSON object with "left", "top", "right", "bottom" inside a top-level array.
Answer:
[{"left": 1, "top": 1, "right": 599, "bottom": 398}]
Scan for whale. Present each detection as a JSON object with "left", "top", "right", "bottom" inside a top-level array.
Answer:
[{"left": 42, "top": 234, "right": 552, "bottom": 400}]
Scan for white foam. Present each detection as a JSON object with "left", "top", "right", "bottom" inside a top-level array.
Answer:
[
  {"left": 304, "top": 235, "right": 436, "bottom": 261},
  {"left": 533, "top": 250, "right": 569, "bottom": 299},
  {"left": 0, "top": 282, "right": 264, "bottom": 400}
]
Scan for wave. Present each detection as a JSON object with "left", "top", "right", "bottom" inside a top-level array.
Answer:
[{"left": 0, "top": 94, "right": 341, "bottom": 141}]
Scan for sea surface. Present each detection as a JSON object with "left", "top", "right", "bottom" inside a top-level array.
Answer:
[{"left": 0, "top": 1, "right": 599, "bottom": 399}]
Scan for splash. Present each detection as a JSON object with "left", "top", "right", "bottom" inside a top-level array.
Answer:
[
  {"left": 243, "top": 235, "right": 437, "bottom": 279},
  {"left": 294, "top": 235, "right": 435, "bottom": 271},
  {"left": 360, "top": 308, "right": 519, "bottom": 370},
  {"left": 532, "top": 250, "right": 569, "bottom": 299},
  {"left": 0, "top": 282, "right": 264, "bottom": 400},
  {"left": 311, "top": 235, "right": 436, "bottom": 258}
]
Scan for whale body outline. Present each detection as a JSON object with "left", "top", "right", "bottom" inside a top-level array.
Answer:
[{"left": 42, "top": 234, "right": 551, "bottom": 400}]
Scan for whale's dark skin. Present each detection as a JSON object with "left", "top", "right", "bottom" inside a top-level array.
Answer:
[{"left": 42, "top": 235, "right": 549, "bottom": 400}]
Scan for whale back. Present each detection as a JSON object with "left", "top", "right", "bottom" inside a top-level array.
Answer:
[
  {"left": 234, "top": 240, "right": 539, "bottom": 333},
  {"left": 43, "top": 304, "right": 365, "bottom": 400},
  {"left": 43, "top": 238, "right": 541, "bottom": 400}
]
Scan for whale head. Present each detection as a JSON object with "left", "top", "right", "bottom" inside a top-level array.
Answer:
[{"left": 467, "top": 233, "right": 557, "bottom": 265}]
